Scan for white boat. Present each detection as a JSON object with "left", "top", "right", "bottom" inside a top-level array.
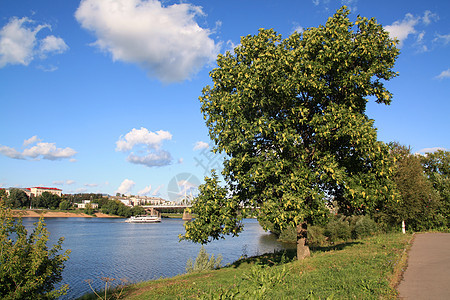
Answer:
[{"left": 125, "top": 215, "right": 161, "bottom": 223}]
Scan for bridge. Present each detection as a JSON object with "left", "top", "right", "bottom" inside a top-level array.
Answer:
[{"left": 142, "top": 204, "right": 193, "bottom": 220}]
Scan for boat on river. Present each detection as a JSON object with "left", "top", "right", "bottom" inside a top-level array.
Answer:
[{"left": 125, "top": 215, "right": 161, "bottom": 223}]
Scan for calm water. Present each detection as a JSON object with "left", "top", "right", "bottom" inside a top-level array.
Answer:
[{"left": 22, "top": 217, "right": 290, "bottom": 299}]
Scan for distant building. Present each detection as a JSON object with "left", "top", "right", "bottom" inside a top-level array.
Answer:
[
  {"left": 110, "top": 195, "right": 168, "bottom": 207},
  {"left": 75, "top": 200, "right": 98, "bottom": 209},
  {"left": 118, "top": 199, "right": 132, "bottom": 207},
  {"left": 29, "top": 187, "right": 62, "bottom": 197}
]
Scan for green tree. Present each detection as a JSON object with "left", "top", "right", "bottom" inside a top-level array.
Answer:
[
  {"left": 84, "top": 203, "right": 95, "bottom": 215},
  {"left": 6, "top": 189, "right": 29, "bottom": 208},
  {"left": 38, "top": 192, "right": 61, "bottom": 210},
  {"left": 183, "top": 7, "right": 399, "bottom": 259},
  {"left": 420, "top": 149, "right": 450, "bottom": 227},
  {"left": 131, "top": 206, "right": 146, "bottom": 216},
  {"left": 382, "top": 143, "right": 441, "bottom": 231},
  {"left": 59, "top": 200, "right": 72, "bottom": 211},
  {"left": 0, "top": 203, "right": 70, "bottom": 299}
]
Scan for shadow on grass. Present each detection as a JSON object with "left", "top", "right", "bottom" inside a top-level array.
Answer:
[
  {"left": 310, "top": 241, "right": 362, "bottom": 252},
  {"left": 229, "top": 241, "right": 362, "bottom": 269},
  {"left": 229, "top": 248, "right": 298, "bottom": 268}
]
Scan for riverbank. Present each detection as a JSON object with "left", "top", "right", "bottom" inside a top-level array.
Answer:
[
  {"left": 12, "top": 210, "right": 120, "bottom": 218},
  {"left": 78, "top": 232, "right": 412, "bottom": 299}
]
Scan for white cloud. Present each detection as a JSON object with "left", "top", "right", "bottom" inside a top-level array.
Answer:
[
  {"left": 84, "top": 183, "right": 98, "bottom": 187},
  {"left": 0, "top": 136, "right": 76, "bottom": 161},
  {"left": 434, "top": 33, "right": 450, "bottom": 45},
  {"left": 193, "top": 141, "right": 209, "bottom": 151},
  {"left": 0, "top": 145, "right": 25, "bottom": 159},
  {"left": 76, "top": 188, "right": 88, "bottom": 193},
  {"left": 385, "top": 14, "right": 420, "bottom": 47},
  {"left": 75, "top": 0, "right": 219, "bottom": 82},
  {"left": 116, "top": 127, "right": 173, "bottom": 167},
  {"left": 23, "top": 142, "right": 77, "bottom": 160},
  {"left": 116, "top": 179, "right": 135, "bottom": 194},
  {"left": 127, "top": 151, "right": 172, "bottom": 167},
  {"left": 385, "top": 11, "right": 439, "bottom": 48},
  {"left": 138, "top": 185, "right": 152, "bottom": 196},
  {"left": 23, "top": 135, "right": 41, "bottom": 146},
  {"left": 53, "top": 179, "right": 76, "bottom": 186},
  {"left": 341, "top": 0, "right": 357, "bottom": 12},
  {"left": 39, "top": 35, "right": 69, "bottom": 57},
  {"left": 0, "top": 17, "right": 68, "bottom": 68},
  {"left": 436, "top": 68, "right": 450, "bottom": 79},
  {"left": 418, "top": 147, "right": 446, "bottom": 154},
  {"left": 152, "top": 184, "right": 163, "bottom": 196},
  {"left": 116, "top": 127, "right": 172, "bottom": 151},
  {"left": 423, "top": 10, "right": 439, "bottom": 25}
]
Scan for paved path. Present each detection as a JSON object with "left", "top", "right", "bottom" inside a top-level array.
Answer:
[{"left": 397, "top": 233, "right": 450, "bottom": 299}]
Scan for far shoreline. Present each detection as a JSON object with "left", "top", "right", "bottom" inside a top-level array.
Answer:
[{"left": 12, "top": 209, "right": 122, "bottom": 218}]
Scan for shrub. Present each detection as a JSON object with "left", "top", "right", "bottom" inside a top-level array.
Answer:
[
  {"left": 324, "top": 216, "right": 351, "bottom": 242},
  {"left": 59, "top": 200, "right": 72, "bottom": 210},
  {"left": 186, "top": 246, "right": 222, "bottom": 274},
  {"left": 353, "top": 215, "right": 378, "bottom": 239},
  {"left": 0, "top": 203, "right": 70, "bottom": 299}
]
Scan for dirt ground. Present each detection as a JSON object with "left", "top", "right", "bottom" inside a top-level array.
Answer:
[
  {"left": 397, "top": 232, "right": 450, "bottom": 299},
  {"left": 12, "top": 210, "right": 119, "bottom": 218}
]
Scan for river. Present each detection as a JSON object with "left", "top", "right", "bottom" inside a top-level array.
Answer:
[{"left": 22, "top": 217, "right": 291, "bottom": 299}]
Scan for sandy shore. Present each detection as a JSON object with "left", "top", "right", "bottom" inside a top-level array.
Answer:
[{"left": 12, "top": 210, "right": 120, "bottom": 218}]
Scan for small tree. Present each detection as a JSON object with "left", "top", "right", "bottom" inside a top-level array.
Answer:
[
  {"left": 183, "top": 6, "right": 399, "bottom": 259},
  {"left": 0, "top": 203, "right": 70, "bottom": 299},
  {"left": 59, "top": 200, "right": 72, "bottom": 211},
  {"left": 185, "top": 246, "right": 222, "bottom": 274}
]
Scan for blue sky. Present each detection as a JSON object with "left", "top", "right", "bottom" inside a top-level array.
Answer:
[{"left": 1, "top": 0, "right": 449, "bottom": 199}]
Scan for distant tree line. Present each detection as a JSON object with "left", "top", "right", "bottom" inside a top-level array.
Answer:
[{"left": 0, "top": 191, "right": 147, "bottom": 218}]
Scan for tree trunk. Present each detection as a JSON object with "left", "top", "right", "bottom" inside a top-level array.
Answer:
[{"left": 296, "top": 223, "right": 310, "bottom": 260}]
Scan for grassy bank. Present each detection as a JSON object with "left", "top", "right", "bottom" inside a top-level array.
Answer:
[{"left": 80, "top": 232, "right": 412, "bottom": 299}]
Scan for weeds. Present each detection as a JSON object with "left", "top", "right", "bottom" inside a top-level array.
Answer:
[
  {"left": 186, "top": 246, "right": 223, "bottom": 274},
  {"left": 84, "top": 277, "right": 128, "bottom": 300}
]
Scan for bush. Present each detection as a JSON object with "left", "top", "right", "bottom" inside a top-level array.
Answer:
[
  {"left": 324, "top": 216, "right": 351, "bottom": 242},
  {"left": 59, "top": 200, "right": 72, "bottom": 210},
  {"left": 0, "top": 203, "right": 70, "bottom": 299},
  {"left": 186, "top": 246, "right": 222, "bottom": 274},
  {"left": 353, "top": 215, "right": 378, "bottom": 239}
]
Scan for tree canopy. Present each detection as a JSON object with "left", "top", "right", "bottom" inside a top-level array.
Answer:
[
  {"left": 420, "top": 149, "right": 450, "bottom": 227},
  {"left": 183, "top": 7, "right": 399, "bottom": 247},
  {"left": 6, "top": 189, "right": 29, "bottom": 209},
  {"left": 381, "top": 143, "right": 442, "bottom": 231}
]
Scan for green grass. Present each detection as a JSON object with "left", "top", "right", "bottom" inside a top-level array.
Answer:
[{"left": 86, "top": 232, "right": 412, "bottom": 299}]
